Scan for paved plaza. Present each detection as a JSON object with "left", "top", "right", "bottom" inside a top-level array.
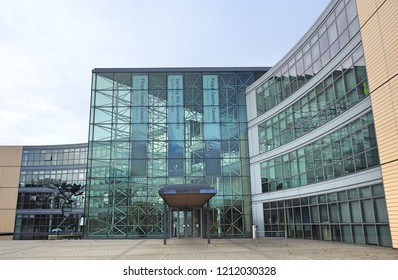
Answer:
[{"left": 0, "top": 238, "right": 398, "bottom": 260}]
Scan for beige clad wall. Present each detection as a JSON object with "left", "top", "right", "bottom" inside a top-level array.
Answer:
[
  {"left": 357, "top": 0, "right": 398, "bottom": 248},
  {"left": 0, "top": 146, "right": 22, "bottom": 240}
]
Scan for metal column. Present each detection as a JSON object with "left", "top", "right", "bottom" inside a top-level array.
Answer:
[
  {"left": 207, "top": 201, "right": 211, "bottom": 245},
  {"left": 163, "top": 201, "right": 167, "bottom": 245}
]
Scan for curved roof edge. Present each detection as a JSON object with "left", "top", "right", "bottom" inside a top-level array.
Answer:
[{"left": 247, "top": 0, "right": 339, "bottom": 92}]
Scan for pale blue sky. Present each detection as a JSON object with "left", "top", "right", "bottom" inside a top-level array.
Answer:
[{"left": 0, "top": 0, "right": 330, "bottom": 145}]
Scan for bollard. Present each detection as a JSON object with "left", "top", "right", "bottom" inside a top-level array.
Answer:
[{"left": 252, "top": 225, "right": 258, "bottom": 246}]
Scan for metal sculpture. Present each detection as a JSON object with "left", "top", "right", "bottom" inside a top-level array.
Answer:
[{"left": 48, "top": 181, "right": 85, "bottom": 235}]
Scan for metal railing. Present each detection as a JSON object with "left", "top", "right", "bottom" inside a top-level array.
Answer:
[{"left": 252, "top": 225, "right": 287, "bottom": 246}]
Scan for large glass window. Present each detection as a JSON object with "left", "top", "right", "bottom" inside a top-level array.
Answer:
[
  {"left": 16, "top": 145, "right": 87, "bottom": 240},
  {"left": 260, "top": 111, "right": 379, "bottom": 193},
  {"left": 258, "top": 44, "right": 369, "bottom": 154},
  {"left": 263, "top": 183, "right": 392, "bottom": 247},
  {"left": 86, "top": 70, "right": 266, "bottom": 239},
  {"left": 256, "top": 0, "right": 360, "bottom": 115}
]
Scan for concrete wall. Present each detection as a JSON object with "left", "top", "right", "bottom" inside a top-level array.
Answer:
[
  {"left": 357, "top": 0, "right": 398, "bottom": 248},
  {"left": 0, "top": 146, "right": 22, "bottom": 240}
]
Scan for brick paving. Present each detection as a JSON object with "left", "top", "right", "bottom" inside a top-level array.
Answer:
[{"left": 0, "top": 238, "right": 398, "bottom": 260}]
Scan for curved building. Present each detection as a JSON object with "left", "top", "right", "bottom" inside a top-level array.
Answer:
[
  {"left": 247, "top": 0, "right": 397, "bottom": 247},
  {"left": 1, "top": 0, "right": 397, "bottom": 248}
]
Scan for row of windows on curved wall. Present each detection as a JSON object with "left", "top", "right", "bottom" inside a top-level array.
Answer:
[
  {"left": 258, "top": 44, "right": 368, "bottom": 153},
  {"left": 22, "top": 147, "right": 87, "bottom": 167},
  {"left": 260, "top": 111, "right": 378, "bottom": 193},
  {"left": 19, "top": 169, "right": 86, "bottom": 188},
  {"left": 14, "top": 214, "right": 83, "bottom": 240},
  {"left": 17, "top": 191, "right": 85, "bottom": 210},
  {"left": 256, "top": 0, "right": 360, "bottom": 115},
  {"left": 263, "top": 184, "right": 391, "bottom": 247}
]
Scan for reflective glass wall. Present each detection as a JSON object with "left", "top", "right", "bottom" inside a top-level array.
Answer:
[
  {"left": 86, "top": 68, "right": 267, "bottom": 238},
  {"left": 258, "top": 44, "right": 369, "bottom": 153},
  {"left": 14, "top": 144, "right": 87, "bottom": 240},
  {"left": 255, "top": 0, "right": 360, "bottom": 115},
  {"left": 248, "top": 0, "right": 392, "bottom": 247},
  {"left": 260, "top": 111, "right": 378, "bottom": 192},
  {"left": 263, "top": 183, "right": 391, "bottom": 247}
]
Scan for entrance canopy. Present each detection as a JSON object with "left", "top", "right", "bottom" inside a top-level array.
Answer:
[{"left": 158, "top": 184, "right": 217, "bottom": 208}]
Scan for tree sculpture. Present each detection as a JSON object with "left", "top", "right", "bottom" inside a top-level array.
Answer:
[{"left": 48, "top": 181, "right": 85, "bottom": 235}]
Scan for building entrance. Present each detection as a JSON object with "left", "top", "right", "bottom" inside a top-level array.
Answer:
[
  {"left": 171, "top": 208, "right": 202, "bottom": 238},
  {"left": 158, "top": 184, "right": 216, "bottom": 244}
]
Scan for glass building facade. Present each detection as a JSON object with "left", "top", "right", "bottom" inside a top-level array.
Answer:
[
  {"left": 263, "top": 183, "right": 391, "bottom": 247},
  {"left": 247, "top": 0, "right": 392, "bottom": 247},
  {"left": 2, "top": 0, "right": 394, "bottom": 248},
  {"left": 257, "top": 44, "right": 369, "bottom": 154},
  {"left": 85, "top": 68, "right": 267, "bottom": 239},
  {"left": 14, "top": 144, "right": 87, "bottom": 239},
  {"left": 254, "top": 0, "right": 360, "bottom": 116}
]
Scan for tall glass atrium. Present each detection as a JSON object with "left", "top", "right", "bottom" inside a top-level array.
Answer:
[{"left": 85, "top": 68, "right": 267, "bottom": 238}]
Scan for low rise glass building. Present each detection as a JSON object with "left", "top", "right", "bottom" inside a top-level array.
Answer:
[{"left": 14, "top": 144, "right": 87, "bottom": 239}]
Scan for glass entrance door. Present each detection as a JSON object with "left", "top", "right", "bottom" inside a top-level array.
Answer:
[{"left": 171, "top": 208, "right": 201, "bottom": 238}]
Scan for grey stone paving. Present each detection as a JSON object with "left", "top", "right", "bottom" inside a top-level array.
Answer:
[{"left": 0, "top": 238, "right": 397, "bottom": 260}]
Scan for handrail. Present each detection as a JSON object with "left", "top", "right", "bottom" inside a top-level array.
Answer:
[{"left": 252, "top": 228, "right": 287, "bottom": 246}]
